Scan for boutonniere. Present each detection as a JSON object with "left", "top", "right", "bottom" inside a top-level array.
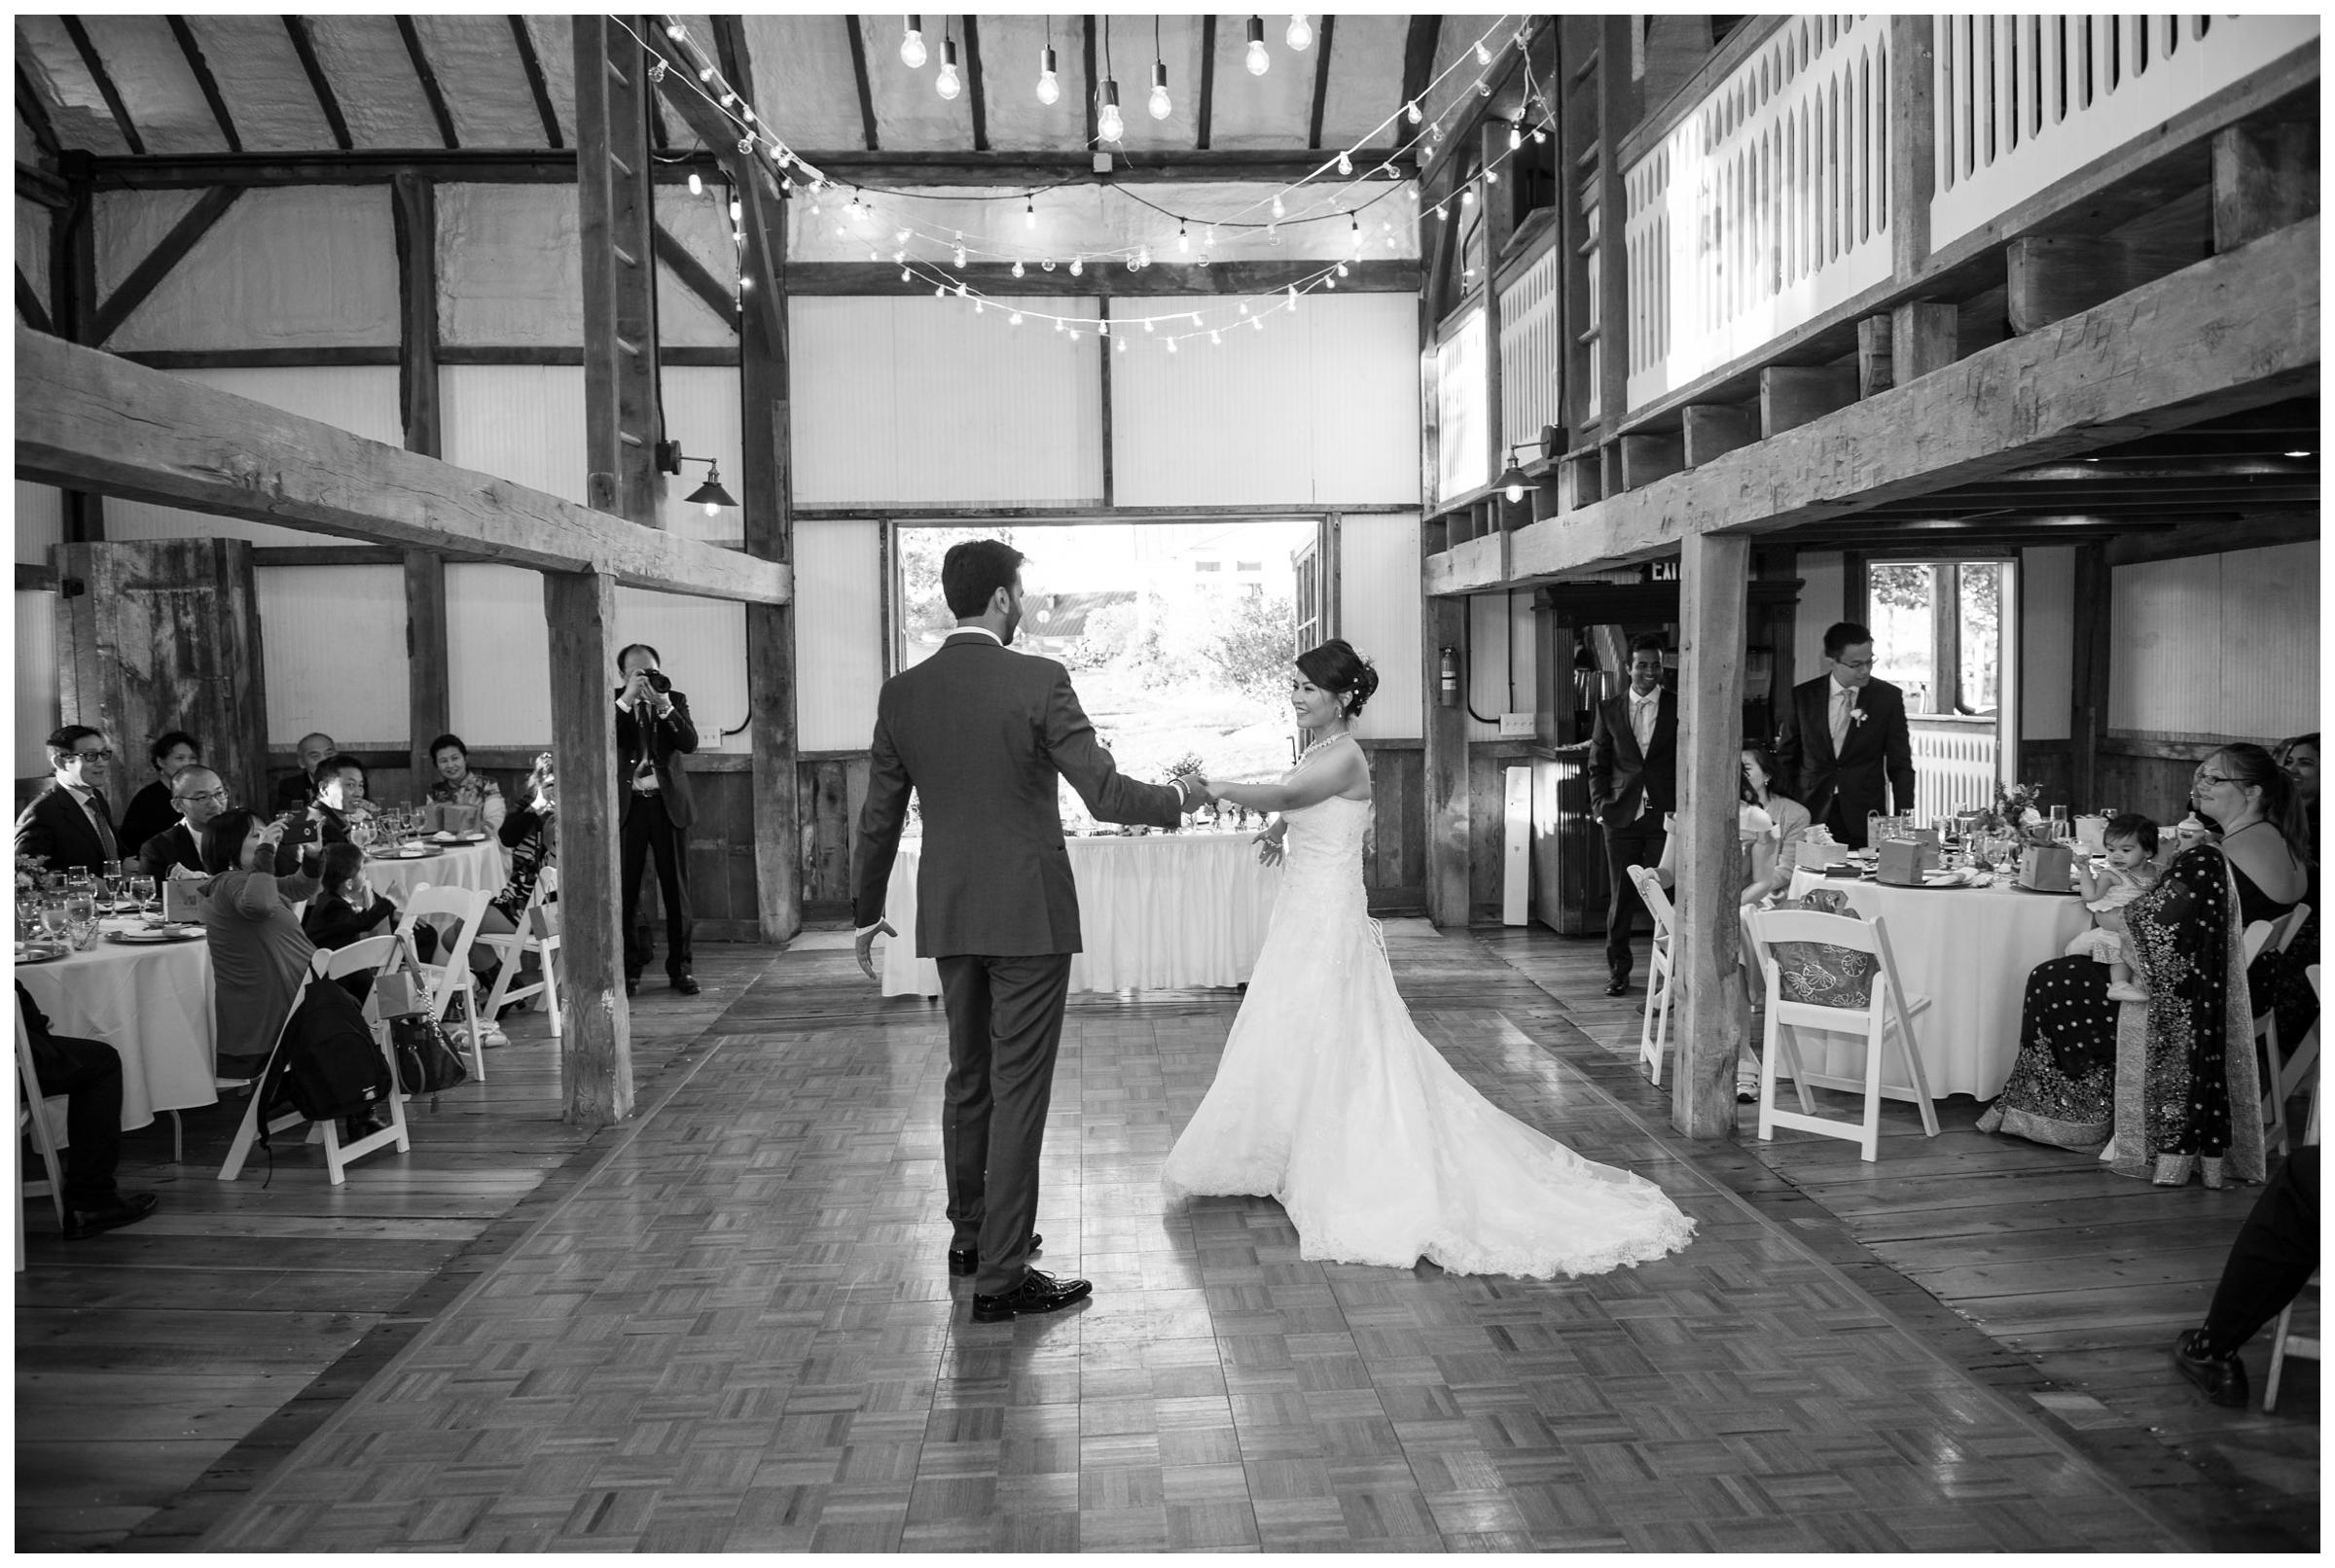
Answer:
[{"left": 1848, "top": 705, "right": 1868, "bottom": 727}]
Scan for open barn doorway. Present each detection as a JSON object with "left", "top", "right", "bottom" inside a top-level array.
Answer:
[{"left": 1864, "top": 557, "right": 2020, "bottom": 819}]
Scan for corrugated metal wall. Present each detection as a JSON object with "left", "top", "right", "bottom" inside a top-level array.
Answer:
[
  {"left": 1339, "top": 513, "right": 1423, "bottom": 741},
  {"left": 256, "top": 564, "right": 408, "bottom": 744},
  {"left": 2108, "top": 542, "right": 2319, "bottom": 740},
  {"left": 788, "top": 297, "right": 1104, "bottom": 505},
  {"left": 437, "top": 182, "right": 736, "bottom": 349},
  {"left": 794, "top": 518, "right": 885, "bottom": 752},
  {"left": 1112, "top": 293, "right": 1420, "bottom": 507},
  {"left": 2019, "top": 546, "right": 2074, "bottom": 742}
]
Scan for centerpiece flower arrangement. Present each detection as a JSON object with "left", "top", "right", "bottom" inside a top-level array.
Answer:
[
  {"left": 1166, "top": 751, "right": 1208, "bottom": 832},
  {"left": 1977, "top": 781, "right": 2051, "bottom": 842}
]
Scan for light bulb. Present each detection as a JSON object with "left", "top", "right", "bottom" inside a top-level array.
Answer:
[
  {"left": 1117, "top": 337, "right": 1127, "bottom": 352},
  {"left": 1098, "top": 320, "right": 1109, "bottom": 336},
  {"left": 952, "top": 245, "right": 966, "bottom": 267},
  {"left": 1177, "top": 225, "right": 1190, "bottom": 253},
  {"left": 687, "top": 172, "right": 703, "bottom": 196},
  {"left": 900, "top": 267, "right": 911, "bottom": 282},
  {"left": 720, "top": 91, "right": 736, "bottom": 108},
  {"left": 1505, "top": 477, "right": 1526, "bottom": 504},
  {"left": 1336, "top": 151, "right": 1352, "bottom": 176},
  {"left": 647, "top": 58, "right": 665, "bottom": 84},
  {"left": 1036, "top": 44, "right": 1060, "bottom": 105},
  {"left": 1070, "top": 255, "right": 1084, "bottom": 276},
  {"left": 900, "top": 18, "right": 926, "bottom": 68},
  {"left": 738, "top": 273, "right": 753, "bottom": 290},
  {"left": 1011, "top": 260, "right": 1024, "bottom": 277},
  {"left": 1509, "top": 123, "right": 1522, "bottom": 150},
  {"left": 1097, "top": 81, "right": 1124, "bottom": 142},
  {"left": 1210, "top": 329, "right": 1221, "bottom": 344},
  {"left": 1041, "top": 257, "right": 1055, "bottom": 270},
  {"left": 729, "top": 198, "right": 742, "bottom": 222},
  {"left": 1485, "top": 168, "right": 1499, "bottom": 185},
  {"left": 1286, "top": 14, "right": 1312, "bottom": 50},
  {"left": 1243, "top": 16, "right": 1270, "bottom": 75},
  {"left": 1009, "top": 310, "right": 1023, "bottom": 325},
  {"left": 1287, "top": 285, "right": 1298, "bottom": 309},
  {"left": 936, "top": 39, "right": 961, "bottom": 100},
  {"left": 1475, "top": 38, "right": 1492, "bottom": 65},
  {"left": 1532, "top": 126, "right": 1547, "bottom": 144},
  {"left": 1143, "top": 317, "right": 1155, "bottom": 333},
  {"left": 1148, "top": 59, "right": 1171, "bottom": 121},
  {"left": 1197, "top": 252, "right": 1209, "bottom": 267},
  {"left": 703, "top": 499, "right": 720, "bottom": 517},
  {"left": 665, "top": 21, "right": 687, "bottom": 40},
  {"left": 1251, "top": 315, "right": 1262, "bottom": 331},
  {"left": 1024, "top": 198, "right": 1036, "bottom": 229},
  {"left": 1460, "top": 185, "right": 1475, "bottom": 206},
  {"left": 1271, "top": 195, "right": 1286, "bottom": 218},
  {"left": 736, "top": 136, "right": 753, "bottom": 155},
  {"left": 1406, "top": 99, "right": 1421, "bottom": 125}
]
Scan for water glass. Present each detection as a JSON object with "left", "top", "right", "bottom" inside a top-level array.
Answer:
[
  {"left": 64, "top": 890, "right": 99, "bottom": 948},
  {"left": 39, "top": 897, "right": 71, "bottom": 942},
  {"left": 128, "top": 873, "right": 157, "bottom": 917}
]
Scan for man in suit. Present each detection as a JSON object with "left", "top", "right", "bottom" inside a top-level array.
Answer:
[
  {"left": 271, "top": 754, "right": 365, "bottom": 873},
  {"left": 14, "top": 725, "right": 122, "bottom": 874},
  {"left": 137, "top": 765, "right": 230, "bottom": 878},
  {"left": 852, "top": 540, "right": 1203, "bottom": 1324},
  {"left": 271, "top": 731, "right": 338, "bottom": 813},
  {"left": 16, "top": 983, "right": 160, "bottom": 1239},
  {"left": 1587, "top": 634, "right": 1678, "bottom": 998},
  {"left": 616, "top": 643, "right": 700, "bottom": 997},
  {"left": 1775, "top": 620, "right": 1916, "bottom": 849}
]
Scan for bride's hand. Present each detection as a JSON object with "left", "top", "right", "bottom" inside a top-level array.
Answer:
[{"left": 1253, "top": 824, "right": 1285, "bottom": 868}]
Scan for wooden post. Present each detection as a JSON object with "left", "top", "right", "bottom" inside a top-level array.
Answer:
[
  {"left": 573, "top": 17, "right": 665, "bottom": 522},
  {"left": 1889, "top": 301, "right": 1959, "bottom": 383},
  {"left": 2212, "top": 122, "right": 2316, "bottom": 254},
  {"left": 1681, "top": 405, "right": 1757, "bottom": 468},
  {"left": 1887, "top": 17, "right": 1935, "bottom": 281},
  {"left": 1671, "top": 530, "right": 1750, "bottom": 1138},
  {"left": 544, "top": 569, "right": 633, "bottom": 1127},
  {"left": 1855, "top": 315, "right": 1894, "bottom": 397},
  {"left": 1759, "top": 366, "right": 1858, "bottom": 437},
  {"left": 54, "top": 165, "right": 102, "bottom": 543},
  {"left": 393, "top": 170, "right": 449, "bottom": 782},
  {"left": 1594, "top": 17, "right": 1635, "bottom": 433},
  {"left": 2068, "top": 543, "right": 2110, "bottom": 810},
  {"left": 1423, "top": 594, "right": 1470, "bottom": 928},
  {"left": 2005, "top": 235, "right": 2153, "bottom": 335},
  {"left": 1929, "top": 563, "right": 1960, "bottom": 715}
]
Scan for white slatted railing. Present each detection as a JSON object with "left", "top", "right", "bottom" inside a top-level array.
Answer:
[
  {"left": 1910, "top": 721, "right": 1998, "bottom": 823},
  {"left": 1622, "top": 14, "right": 1895, "bottom": 413},
  {"left": 1497, "top": 247, "right": 1562, "bottom": 456},
  {"left": 1929, "top": 15, "right": 2320, "bottom": 248}
]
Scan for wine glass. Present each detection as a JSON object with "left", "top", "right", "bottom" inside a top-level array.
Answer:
[
  {"left": 39, "top": 896, "right": 71, "bottom": 944},
  {"left": 128, "top": 873, "right": 157, "bottom": 918},
  {"left": 63, "top": 888, "right": 98, "bottom": 948},
  {"left": 101, "top": 858, "right": 126, "bottom": 908}
]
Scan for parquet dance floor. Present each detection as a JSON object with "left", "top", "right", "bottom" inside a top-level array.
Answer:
[{"left": 168, "top": 922, "right": 2265, "bottom": 1553}]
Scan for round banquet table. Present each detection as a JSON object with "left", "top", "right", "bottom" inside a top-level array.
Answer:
[
  {"left": 15, "top": 916, "right": 217, "bottom": 1133},
  {"left": 364, "top": 837, "right": 506, "bottom": 903},
  {"left": 880, "top": 831, "right": 1283, "bottom": 998},
  {"left": 1777, "top": 869, "right": 2095, "bottom": 1099}
]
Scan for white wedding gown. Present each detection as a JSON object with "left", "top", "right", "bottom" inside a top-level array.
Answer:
[{"left": 1162, "top": 767, "right": 1697, "bottom": 1279}]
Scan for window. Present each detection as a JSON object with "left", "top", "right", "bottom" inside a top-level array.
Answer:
[
  {"left": 1868, "top": 558, "right": 2005, "bottom": 717},
  {"left": 1195, "top": 560, "right": 1221, "bottom": 573},
  {"left": 1236, "top": 561, "right": 1262, "bottom": 573}
]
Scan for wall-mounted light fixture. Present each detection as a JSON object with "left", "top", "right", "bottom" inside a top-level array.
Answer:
[{"left": 656, "top": 442, "right": 739, "bottom": 514}]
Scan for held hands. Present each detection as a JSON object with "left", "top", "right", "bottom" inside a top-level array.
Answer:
[
  {"left": 854, "top": 918, "right": 896, "bottom": 982},
  {"left": 1174, "top": 773, "right": 1215, "bottom": 813}
]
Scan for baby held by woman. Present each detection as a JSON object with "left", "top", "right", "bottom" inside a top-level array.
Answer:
[{"left": 2067, "top": 812, "right": 2164, "bottom": 1003}]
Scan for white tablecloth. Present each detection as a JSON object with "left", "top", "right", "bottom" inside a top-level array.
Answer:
[
  {"left": 880, "top": 832, "right": 1282, "bottom": 997},
  {"left": 1777, "top": 870, "right": 2094, "bottom": 1098},
  {"left": 16, "top": 918, "right": 217, "bottom": 1133},
  {"left": 365, "top": 839, "right": 505, "bottom": 904}
]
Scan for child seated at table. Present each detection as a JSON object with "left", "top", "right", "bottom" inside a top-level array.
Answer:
[
  {"left": 302, "top": 844, "right": 436, "bottom": 980},
  {"left": 2067, "top": 812, "right": 2161, "bottom": 1004}
]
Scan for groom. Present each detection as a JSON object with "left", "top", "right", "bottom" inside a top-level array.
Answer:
[{"left": 853, "top": 540, "right": 1206, "bottom": 1323}]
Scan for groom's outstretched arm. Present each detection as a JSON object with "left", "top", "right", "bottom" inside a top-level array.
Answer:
[
  {"left": 1043, "top": 667, "right": 1185, "bottom": 829},
  {"left": 852, "top": 693, "right": 913, "bottom": 930}
]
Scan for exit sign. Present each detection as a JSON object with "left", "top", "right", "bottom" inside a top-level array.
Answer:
[{"left": 1639, "top": 559, "right": 1679, "bottom": 583}]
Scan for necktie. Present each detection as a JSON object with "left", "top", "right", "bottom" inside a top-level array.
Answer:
[
  {"left": 1830, "top": 690, "right": 1851, "bottom": 753},
  {"left": 78, "top": 789, "right": 119, "bottom": 861}
]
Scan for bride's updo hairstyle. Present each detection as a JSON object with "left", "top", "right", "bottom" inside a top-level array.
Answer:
[{"left": 1297, "top": 639, "right": 1380, "bottom": 719}]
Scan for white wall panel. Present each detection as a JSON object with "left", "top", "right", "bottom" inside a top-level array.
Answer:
[
  {"left": 789, "top": 297, "right": 1103, "bottom": 505},
  {"left": 1793, "top": 551, "right": 1844, "bottom": 685},
  {"left": 1115, "top": 294, "right": 1419, "bottom": 507},
  {"left": 2020, "top": 546, "right": 2073, "bottom": 742},
  {"left": 2107, "top": 543, "right": 2319, "bottom": 739},
  {"left": 17, "top": 589, "right": 60, "bottom": 777},
  {"left": 1340, "top": 513, "right": 1423, "bottom": 741},
  {"left": 447, "top": 564, "right": 551, "bottom": 744},
  {"left": 1465, "top": 590, "right": 1536, "bottom": 741},
  {"left": 104, "top": 367, "right": 403, "bottom": 546},
  {"left": 794, "top": 518, "right": 885, "bottom": 752},
  {"left": 17, "top": 482, "right": 62, "bottom": 565},
  {"left": 255, "top": 565, "right": 408, "bottom": 744},
  {"left": 107, "top": 188, "right": 396, "bottom": 350},
  {"left": 656, "top": 368, "right": 744, "bottom": 541},
  {"left": 614, "top": 589, "right": 749, "bottom": 753},
  {"left": 438, "top": 182, "right": 736, "bottom": 348}
]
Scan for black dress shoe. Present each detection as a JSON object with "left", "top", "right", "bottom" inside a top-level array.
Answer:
[
  {"left": 62, "top": 1191, "right": 159, "bottom": 1241},
  {"left": 949, "top": 1232, "right": 1042, "bottom": 1277},
  {"left": 670, "top": 972, "right": 700, "bottom": 996},
  {"left": 971, "top": 1267, "right": 1092, "bottom": 1324},
  {"left": 2173, "top": 1329, "right": 2250, "bottom": 1408},
  {"left": 1605, "top": 977, "right": 1630, "bottom": 997}
]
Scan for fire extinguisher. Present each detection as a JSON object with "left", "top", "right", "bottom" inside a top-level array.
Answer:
[{"left": 1437, "top": 646, "right": 1461, "bottom": 707}]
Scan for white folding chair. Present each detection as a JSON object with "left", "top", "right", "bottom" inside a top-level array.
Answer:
[
  {"left": 217, "top": 940, "right": 412, "bottom": 1185},
  {"left": 393, "top": 883, "right": 493, "bottom": 1080},
  {"left": 2265, "top": 962, "right": 2319, "bottom": 1412},
  {"left": 476, "top": 867, "right": 561, "bottom": 1041},
  {"left": 1745, "top": 908, "right": 1941, "bottom": 1162},
  {"left": 2254, "top": 905, "right": 2315, "bottom": 1158},
  {"left": 1628, "top": 867, "right": 1676, "bottom": 1085},
  {"left": 16, "top": 998, "right": 67, "bottom": 1235}
]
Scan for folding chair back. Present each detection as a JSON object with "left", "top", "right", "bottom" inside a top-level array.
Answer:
[
  {"left": 393, "top": 883, "right": 493, "bottom": 1079},
  {"left": 217, "top": 946, "right": 412, "bottom": 1186},
  {"left": 16, "top": 998, "right": 65, "bottom": 1231},
  {"left": 477, "top": 869, "right": 562, "bottom": 1040},
  {"left": 1744, "top": 908, "right": 1940, "bottom": 1161},
  {"left": 1627, "top": 867, "right": 1677, "bottom": 1085},
  {"left": 2257, "top": 903, "right": 2315, "bottom": 1158}
]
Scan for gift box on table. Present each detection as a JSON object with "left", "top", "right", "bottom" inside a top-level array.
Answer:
[
  {"left": 1876, "top": 839, "right": 1939, "bottom": 885},
  {"left": 421, "top": 802, "right": 483, "bottom": 834},
  {"left": 1796, "top": 839, "right": 1850, "bottom": 872},
  {"left": 162, "top": 879, "right": 206, "bottom": 923},
  {"left": 2019, "top": 843, "right": 2076, "bottom": 892}
]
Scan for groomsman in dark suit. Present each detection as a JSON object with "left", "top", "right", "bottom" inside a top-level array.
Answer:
[
  {"left": 1775, "top": 620, "right": 1916, "bottom": 848},
  {"left": 14, "top": 726, "right": 122, "bottom": 874},
  {"left": 1587, "top": 634, "right": 1678, "bottom": 998}
]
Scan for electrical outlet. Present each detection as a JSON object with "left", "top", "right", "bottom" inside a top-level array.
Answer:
[{"left": 1498, "top": 712, "right": 1537, "bottom": 738}]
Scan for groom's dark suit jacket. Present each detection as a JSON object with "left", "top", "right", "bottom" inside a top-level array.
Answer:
[
  {"left": 1774, "top": 673, "right": 1916, "bottom": 840},
  {"left": 853, "top": 631, "right": 1186, "bottom": 958}
]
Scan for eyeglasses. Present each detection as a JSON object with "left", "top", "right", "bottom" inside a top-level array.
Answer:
[
  {"left": 174, "top": 788, "right": 229, "bottom": 803},
  {"left": 68, "top": 747, "right": 113, "bottom": 761},
  {"left": 2192, "top": 771, "right": 2239, "bottom": 788}
]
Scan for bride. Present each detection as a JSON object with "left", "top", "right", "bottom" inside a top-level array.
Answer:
[{"left": 1164, "top": 640, "right": 1696, "bottom": 1278}]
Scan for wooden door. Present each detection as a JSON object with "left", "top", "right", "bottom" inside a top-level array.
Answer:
[{"left": 54, "top": 540, "right": 269, "bottom": 812}]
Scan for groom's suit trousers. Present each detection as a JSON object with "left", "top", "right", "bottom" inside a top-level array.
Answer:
[{"left": 938, "top": 951, "right": 1075, "bottom": 1296}]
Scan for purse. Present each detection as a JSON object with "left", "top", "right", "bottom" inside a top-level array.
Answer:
[{"left": 390, "top": 1013, "right": 471, "bottom": 1095}]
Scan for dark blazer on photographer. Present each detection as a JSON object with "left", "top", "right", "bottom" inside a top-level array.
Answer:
[{"left": 615, "top": 687, "right": 699, "bottom": 831}]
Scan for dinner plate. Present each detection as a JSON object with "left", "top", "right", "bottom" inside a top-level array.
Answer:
[
  {"left": 105, "top": 927, "right": 202, "bottom": 944},
  {"left": 2011, "top": 883, "right": 2082, "bottom": 896},
  {"left": 15, "top": 942, "right": 69, "bottom": 964}
]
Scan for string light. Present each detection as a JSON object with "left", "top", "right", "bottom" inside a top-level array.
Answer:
[
  {"left": 1036, "top": 42, "right": 1060, "bottom": 105},
  {"left": 936, "top": 33, "right": 961, "bottom": 100},
  {"left": 1509, "top": 121, "right": 1523, "bottom": 151},
  {"left": 1098, "top": 78, "right": 1124, "bottom": 142},
  {"left": 1149, "top": 58, "right": 1172, "bottom": 121},
  {"left": 900, "top": 16, "right": 926, "bottom": 68},
  {"left": 1336, "top": 151, "right": 1352, "bottom": 176},
  {"left": 1475, "top": 38, "right": 1492, "bottom": 65},
  {"left": 647, "top": 58, "right": 666, "bottom": 85},
  {"left": 664, "top": 20, "right": 686, "bottom": 40},
  {"left": 1070, "top": 255, "right": 1084, "bottom": 276},
  {"left": 1011, "top": 259, "right": 1025, "bottom": 277},
  {"left": 729, "top": 197, "right": 742, "bottom": 222},
  {"left": 1286, "top": 15, "right": 1313, "bottom": 50},
  {"left": 1406, "top": 100, "right": 1422, "bottom": 125},
  {"left": 686, "top": 172, "right": 702, "bottom": 196},
  {"left": 1244, "top": 16, "right": 1270, "bottom": 75},
  {"left": 1024, "top": 196, "right": 1037, "bottom": 229}
]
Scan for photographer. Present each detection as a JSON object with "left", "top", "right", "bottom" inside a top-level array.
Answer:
[{"left": 614, "top": 644, "right": 700, "bottom": 996}]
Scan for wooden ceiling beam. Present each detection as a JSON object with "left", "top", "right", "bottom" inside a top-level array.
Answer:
[
  {"left": 842, "top": 15, "right": 880, "bottom": 152},
  {"left": 962, "top": 16, "right": 989, "bottom": 154},
  {"left": 509, "top": 17, "right": 563, "bottom": 148},
  {"left": 16, "top": 65, "right": 60, "bottom": 160},
  {"left": 281, "top": 17, "right": 353, "bottom": 152},
  {"left": 16, "top": 327, "right": 789, "bottom": 603},
  {"left": 1082, "top": 16, "right": 1098, "bottom": 152},
  {"left": 1194, "top": 17, "right": 1217, "bottom": 152},
  {"left": 396, "top": 16, "right": 460, "bottom": 151},
  {"left": 60, "top": 17, "right": 144, "bottom": 156},
  {"left": 1307, "top": 16, "right": 1337, "bottom": 151},
  {"left": 1398, "top": 16, "right": 1440, "bottom": 148},
  {"left": 166, "top": 17, "right": 242, "bottom": 155}
]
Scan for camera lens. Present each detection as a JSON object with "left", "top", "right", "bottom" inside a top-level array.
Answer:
[{"left": 646, "top": 672, "right": 672, "bottom": 694}]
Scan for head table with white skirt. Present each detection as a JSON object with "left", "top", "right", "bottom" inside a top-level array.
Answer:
[
  {"left": 880, "top": 831, "right": 1282, "bottom": 998},
  {"left": 1778, "top": 869, "right": 2096, "bottom": 1099}
]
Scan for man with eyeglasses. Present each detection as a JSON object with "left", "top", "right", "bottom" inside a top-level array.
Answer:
[
  {"left": 1775, "top": 620, "right": 1916, "bottom": 850},
  {"left": 137, "top": 766, "right": 231, "bottom": 879},
  {"left": 14, "top": 725, "right": 124, "bottom": 874}
]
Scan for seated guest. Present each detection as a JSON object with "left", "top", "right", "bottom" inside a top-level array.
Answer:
[
  {"left": 424, "top": 732, "right": 507, "bottom": 832},
  {"left": 476, "top": 755, "right": 559, "bottom": 1016},
  {"left": 14, "top": 725, "right": 123, "bottom": 874},
  {"left": 302, "top": 843, "right": 435, "bottom": 1002},
  {"left": 137, "top": 766, "right": 231, "bottom": 879},
  {"left": 275, "top": 754, "right": 371, "bottom": 869},
  {"left": 15, "top": 982, "right": 161, "bottom": 1239},
  {"left": 118, "top": 731, "right": 200, "bottom": 855},
  {"left": 271, "top": 731, "right": 338, "bottom": 813},
  {"left": 1982, "top": 744, "right": 2308, "bottom": 1186},
  {"left": 2173, "top": 1146, "right": 2318, "bottom": 1407},
  {"left": 198, "top": 807, "right": 325, "bottom": 1081},
  {"left": 1740, "top": 746, "right": 1814, "bottom": 873}
]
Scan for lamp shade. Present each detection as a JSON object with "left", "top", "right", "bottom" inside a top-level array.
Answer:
[
  {"left": 685, "top": 466, "right": 738, "bottom": 510},
  {"left": 1497, "top": 461, "right": 1530, "bottom": 504}
]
